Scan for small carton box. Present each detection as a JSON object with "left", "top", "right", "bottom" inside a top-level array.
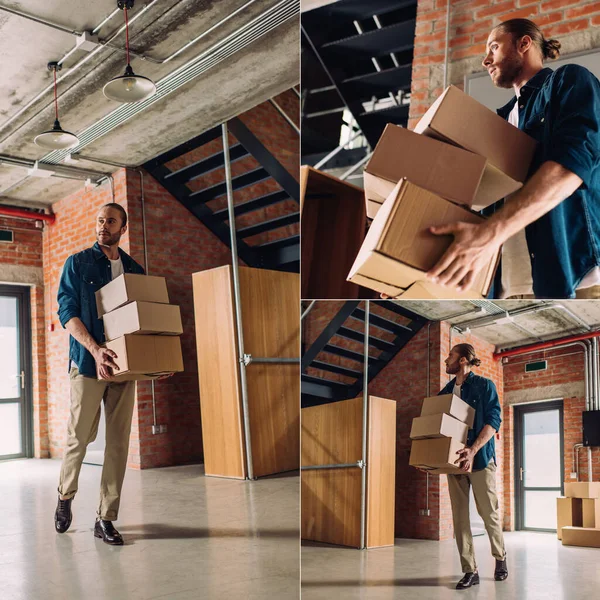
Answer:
[
  {"left": 556, "top": 497, "right": 583, "bottom": 540},
  {"left": 395, "top": 280, "right": 488, "bottom": 300},
  {"left": 582, "top": 498, "right": 600, "bottom": 528},
  {"left": 414, "top": 85, "right": 537, "bottom": 199},
  {"left": 102, "top": 301, "right": 183, "bottom": 341},
  {"left": 420, "top": 393, "right": 475, "bottom": 429},
  {"left": 99, "top": 334, "right": 184, "bottom": 382},
  {"left": 363, "top": 123, "right": 490, "bottom": 218},
  {"left": 95, "top": 274, "right": 170, "bottom": 318},
  {"left": 410, "top": 413, "right": 468, "bottom": 445},
  {"left": 347, "top": 179, "right": 499, "bottom": 299},
  {"left": 564, "top": 482, "right": 600, "bottom": 499},
  {"left": 409, "top": 437, "right": 471, "bottom": 474},
  {"left": 561, "top": 526, "right": 600, "bottom": 548}
]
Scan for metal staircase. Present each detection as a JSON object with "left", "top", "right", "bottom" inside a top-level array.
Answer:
[
  {"left": 301, "top": 300, "right": 427, "bottom": 407},
  {"left": 301, "top": 0, "right": 417, "bottom": 160},
  {"left": 144, "top": 117, "right": 300, "bottom": 272}
]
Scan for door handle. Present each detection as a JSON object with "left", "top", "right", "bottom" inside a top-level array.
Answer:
[
  {"left": 520, "top": 467, "right": 525, "bottom": 481},
  {"left": 14, "top": 372, "right": 24, "bottom": 390}
]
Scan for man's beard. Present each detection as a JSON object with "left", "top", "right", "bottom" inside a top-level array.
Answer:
[
  {"left": 446, "top": 360, "right": 460, "bottom": 374},
  {"left": 493, "top": 51, "right": 524, "bottom": 88},
  {"left": 97, "top": 230, "right": 121, "bottom": 246}
]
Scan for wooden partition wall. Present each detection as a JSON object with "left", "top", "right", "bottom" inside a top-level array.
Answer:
[
  {"left": 301, "top": 396, "right": 396, "bottom": 548},
  {"left": 301, "top": 166, "right": 372, "bottom": 299},
  {"left": 192, "top": 265, "right": 300, "bottom": 479}
]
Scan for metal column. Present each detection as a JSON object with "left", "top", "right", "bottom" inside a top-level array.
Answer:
[{"left": 360, "top": 300, "right": 370, "bottom": 549}]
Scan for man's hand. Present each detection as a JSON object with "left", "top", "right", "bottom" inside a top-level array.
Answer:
[
  {"left": 426, "top": 221, "right": 501, "bottom": 291},
  {"left": 93, "top": 347, "right": 119, "bottom": 380},
  {"left": 455, "top": 446, "right": 476, "bottom": 472}
]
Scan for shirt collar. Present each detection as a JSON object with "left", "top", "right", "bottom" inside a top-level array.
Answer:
[
  {"left": 497, "top": 67, "right": 554, "bottom": 118},
  {"left": 92, "top": 241, "right": 125, "bottom": 262}
]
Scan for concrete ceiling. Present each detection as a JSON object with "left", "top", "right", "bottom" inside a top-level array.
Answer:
[
  {"left": 0, "top": 0, "right": 299, "bottom": 207},
  {"left": 394, "top": 300, "right": 600, "bottom": 351}
]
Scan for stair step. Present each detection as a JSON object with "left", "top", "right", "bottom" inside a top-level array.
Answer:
[
  {"left": 336, "top": 327, "right": 396, "bottom": 352},
  {"left": 258, "top": 234, "right": 299, "bottom": 268},
  {"left": 322, "top": 19, "right": 416, "bottom": 57},
  {"left": 317, "top": 0, "right": 417, "bottom": 21},
  {"left": 311, "top": 361, "right": 361, "bottom": 379},
  {"left": 342, "top": 64, "right": 412, "bottom": 98},
  {"left": 301, "top": 374, "right": 352, "bottom": 399},
  {"left": 322, "top": 344, "right": 382, "bottom": 365},
  {"left": 237, "top": 212, "right": 300, "bottom": 239},
  {"left": 145, "top": 126, "right": 222, "bottom": 168},
  {"left": 213, "top": 190, "right": 289, "bottom": 219},
  {"left": 164, "top": 144, "right": 248, "bottom": 185},
  {"left": 187, "top": 167, "right": 271, "bottom": 204},
  {"left": 351, "top": 308, "right": 411, "bottom": 335}
]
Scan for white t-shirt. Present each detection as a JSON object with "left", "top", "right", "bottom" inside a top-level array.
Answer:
[
  {"left": 501, "top": 94, "right": 600, "bottom": 297},
  {"left": 110, "top": 257, "right": 124, "bottom": 280},
  {"left": 453, "top": 382, "right": 462, "bottom": 399}
]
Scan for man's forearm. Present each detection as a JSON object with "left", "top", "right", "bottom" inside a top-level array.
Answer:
[
  {"left": 65, "top": 317, "right": 99, "bottom": 355},
  {"left": 470, "top": 424, "right": 496, "bottom": 454},
  {"left": 482, "top": 160, "right": 583, "bottom": 244}
]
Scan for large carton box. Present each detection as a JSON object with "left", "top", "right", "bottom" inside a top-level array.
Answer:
[
  {"left": 556, "top": 497, "right": 583, "bottom": 540},
  {"left": 414, "top": 85, "right": 537, "bottom": 198},
  {"left": 363, "top": 124, "right": 490, "bottom": 218},
  {"left": 96, "top": 274, "right": 170, "bottom": 318},
  {"left": 561, "top": 526, "right": 600, "bottom": 548},
  {"left": 582, "top": 498, "right": 600, "bottom": 528},
  {"left": 409, "top": 437, "right": 472, "bottom": 474},
  {"left": 347, "top": 179, "right": 499, "bottom": 299},
  {"left": 410, "top": 412, "right": 468, "bottom": 445},
  {"left": 99, "top": 334, "right": 184, "bottom": 382},
  {"left": 564, "top": 482, "right": 600, "bottom": 499},
  {"left": 102, "top": 301, "right": 183, "bottom": 341},
  {"left": 421, "top": 393, "right": 475, "bottom": 428}
]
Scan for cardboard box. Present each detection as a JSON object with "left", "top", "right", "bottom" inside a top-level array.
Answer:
[
  {"left": 582, "top": 498, "right": 600, "bottom": 528},
  {"left": 420, "top": 393, "right": 475, "bottom": 428},
  {"left": 102, "top": 301, "right": 183, "bottom": 341},
  {"left": 363, "top": 124, "right": 491, "bottom": 217},
  {"left": 347, "top": 179, "right": 499, "bottom": 299},
  {"left": 556, "top": 497, "right": 583, "bottom": 540},
  {"left": 561, "top": 526, "right": 600, "bottom": 548},
  {"left": 396, "top": 280, "right": 490, "bottom": 300},
  {"left": 414, "top": 85, "right": 537, "bottom": 202},
  {"left": 410, "top": 412, "right": 468, "bottom": 444},
  {"left": 96, "top": 274, "right": 170, "bottom": 318},
  {"left": 409, "top": 437, "right": 472, "bottom": 474},
  {"left": 564, "top": 482, "right": 600, "bottom": 499},
  {"left": 99, "top": 334, "right": 184, "bottom": 382}
]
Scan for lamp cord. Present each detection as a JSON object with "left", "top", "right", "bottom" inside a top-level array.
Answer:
[
  {"left": 124, "top": 6, "right": 131, "bottom": 66},
  {"left": 53, "top": 67, "right": 59, "bottom": 120}
]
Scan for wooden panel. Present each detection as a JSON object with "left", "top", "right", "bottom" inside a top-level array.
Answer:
[
  {"left": 301, "top": 398, "right": 363, "bottom": 547},
  {"left": 192, "top": 267, "right": 245, "bottom": 479},
  {"left": 301, "top": 166, "right": 369, "bottom": 299},
  {"left": 239, "top": 267, "right": 300, "bottom": 477},
  {"left": 367, "top": 396, "right": 397, "bottom": 548}
]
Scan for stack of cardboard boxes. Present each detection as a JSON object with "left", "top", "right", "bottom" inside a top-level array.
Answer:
[
  {"left": 557, "top": 481, "right": 600, "bottom": 548},
  {"left": 347, "top": 85, "right": 538, "bottom": 299},
  {"left": 408, "top": 393, "right": 475, "bottom": 474},
  {"left": 95, "top": 273, "right": 184, "bottom": 381}
]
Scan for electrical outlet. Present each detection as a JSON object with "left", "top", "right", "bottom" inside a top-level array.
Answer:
[
  {"left": 160, "top": 424, "right": 168, "bottom": 433},
  {"left": 571, "top": 472, "right": 577, "bottom": 479},
  {"left": 152, "top": 424, "right": 168, "bottom": 434},
  {"left": 419, "top": 509, "right": 431, "bottom": 516}
]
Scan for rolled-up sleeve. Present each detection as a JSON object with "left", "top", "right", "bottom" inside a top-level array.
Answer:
[
  {"left": 546, "top": 65, "right": 600, "bottom": 188},
  {"left": 57, "top": 256, "right": 81, "bottom": 328},
  {"left": 483, "top": 380, "right": 502, "bottom": 432}
]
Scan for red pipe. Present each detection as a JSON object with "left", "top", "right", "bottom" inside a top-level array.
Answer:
[
  {"left": 494, "top": 330, "right": 600, "bottom": 360},
  {"left": 0, "top": 205, "right": 55, "bottom": 224}
]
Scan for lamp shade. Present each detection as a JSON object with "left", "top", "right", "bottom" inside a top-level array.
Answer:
[
  {"left": 34, "top": 119, "right": 79, "bottom": 150},
  {"left": 103, "top": 65, "right": 156, "bottom": 103}
]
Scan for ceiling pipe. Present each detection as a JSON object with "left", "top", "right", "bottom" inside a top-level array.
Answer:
[
  {"left": 494, "top": 331, "right": 600, "bottom": 360},
  {"left": 0, "top": 3, "right": 81, "bottom": 35},
  {"left": 0, "top": 205, "right": 55, "bottom": 224}
]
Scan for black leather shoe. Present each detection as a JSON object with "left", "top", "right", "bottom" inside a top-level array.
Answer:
[
  {"left": 456, "top": 572, "right": 480, "bottom": 590},
  {"left": 495, "top": 558, "right": 508, "bottom": 581},
  {"left": 54, "top": 496, "right": 72, "bottom": 533},
  {"left": 94, "top": 519, "right": 124, "bottom": 545}
]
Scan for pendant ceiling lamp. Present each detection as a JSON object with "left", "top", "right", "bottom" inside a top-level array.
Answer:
[
  {"left": 34, "top": 62, "right": 80, "bottom": 150},
  {"left": 103, "top": 0, "right": 157, "bottom": 103}
]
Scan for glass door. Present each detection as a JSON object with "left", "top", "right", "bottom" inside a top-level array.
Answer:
[
  {"left": 0, "top": 285, "right": 32, "bottom": 459},
  {"left": 514, "top": 401, "right": 564, "bottom": 531}
]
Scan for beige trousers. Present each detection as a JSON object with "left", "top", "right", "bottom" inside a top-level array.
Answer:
[
  {"left": 506, "top": 285, "right": 600, "bottom": 300},
  {"left": 58, "top": 366, "right": 135, "bottom": 521},
  {"left": 447, "top": 460, "right": 506, "bottom": 573}
]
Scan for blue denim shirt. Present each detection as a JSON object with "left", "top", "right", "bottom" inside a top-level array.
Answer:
[
  {"left": 57, "top": 242, "right": 144, "bottom": 378},
  {"left": 485, "top": 65, "right": 600, "bottom": 299},
  {"left": 438, "top": 371, "right": 502, "bottom": 471}
]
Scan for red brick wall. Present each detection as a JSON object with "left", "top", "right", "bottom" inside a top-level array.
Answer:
[
  {"left": 0, "top": 217, "right": 43, "bottom": 269},
  {"left": 409, "top": 0, "right": 600, "bottom": 129}
]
